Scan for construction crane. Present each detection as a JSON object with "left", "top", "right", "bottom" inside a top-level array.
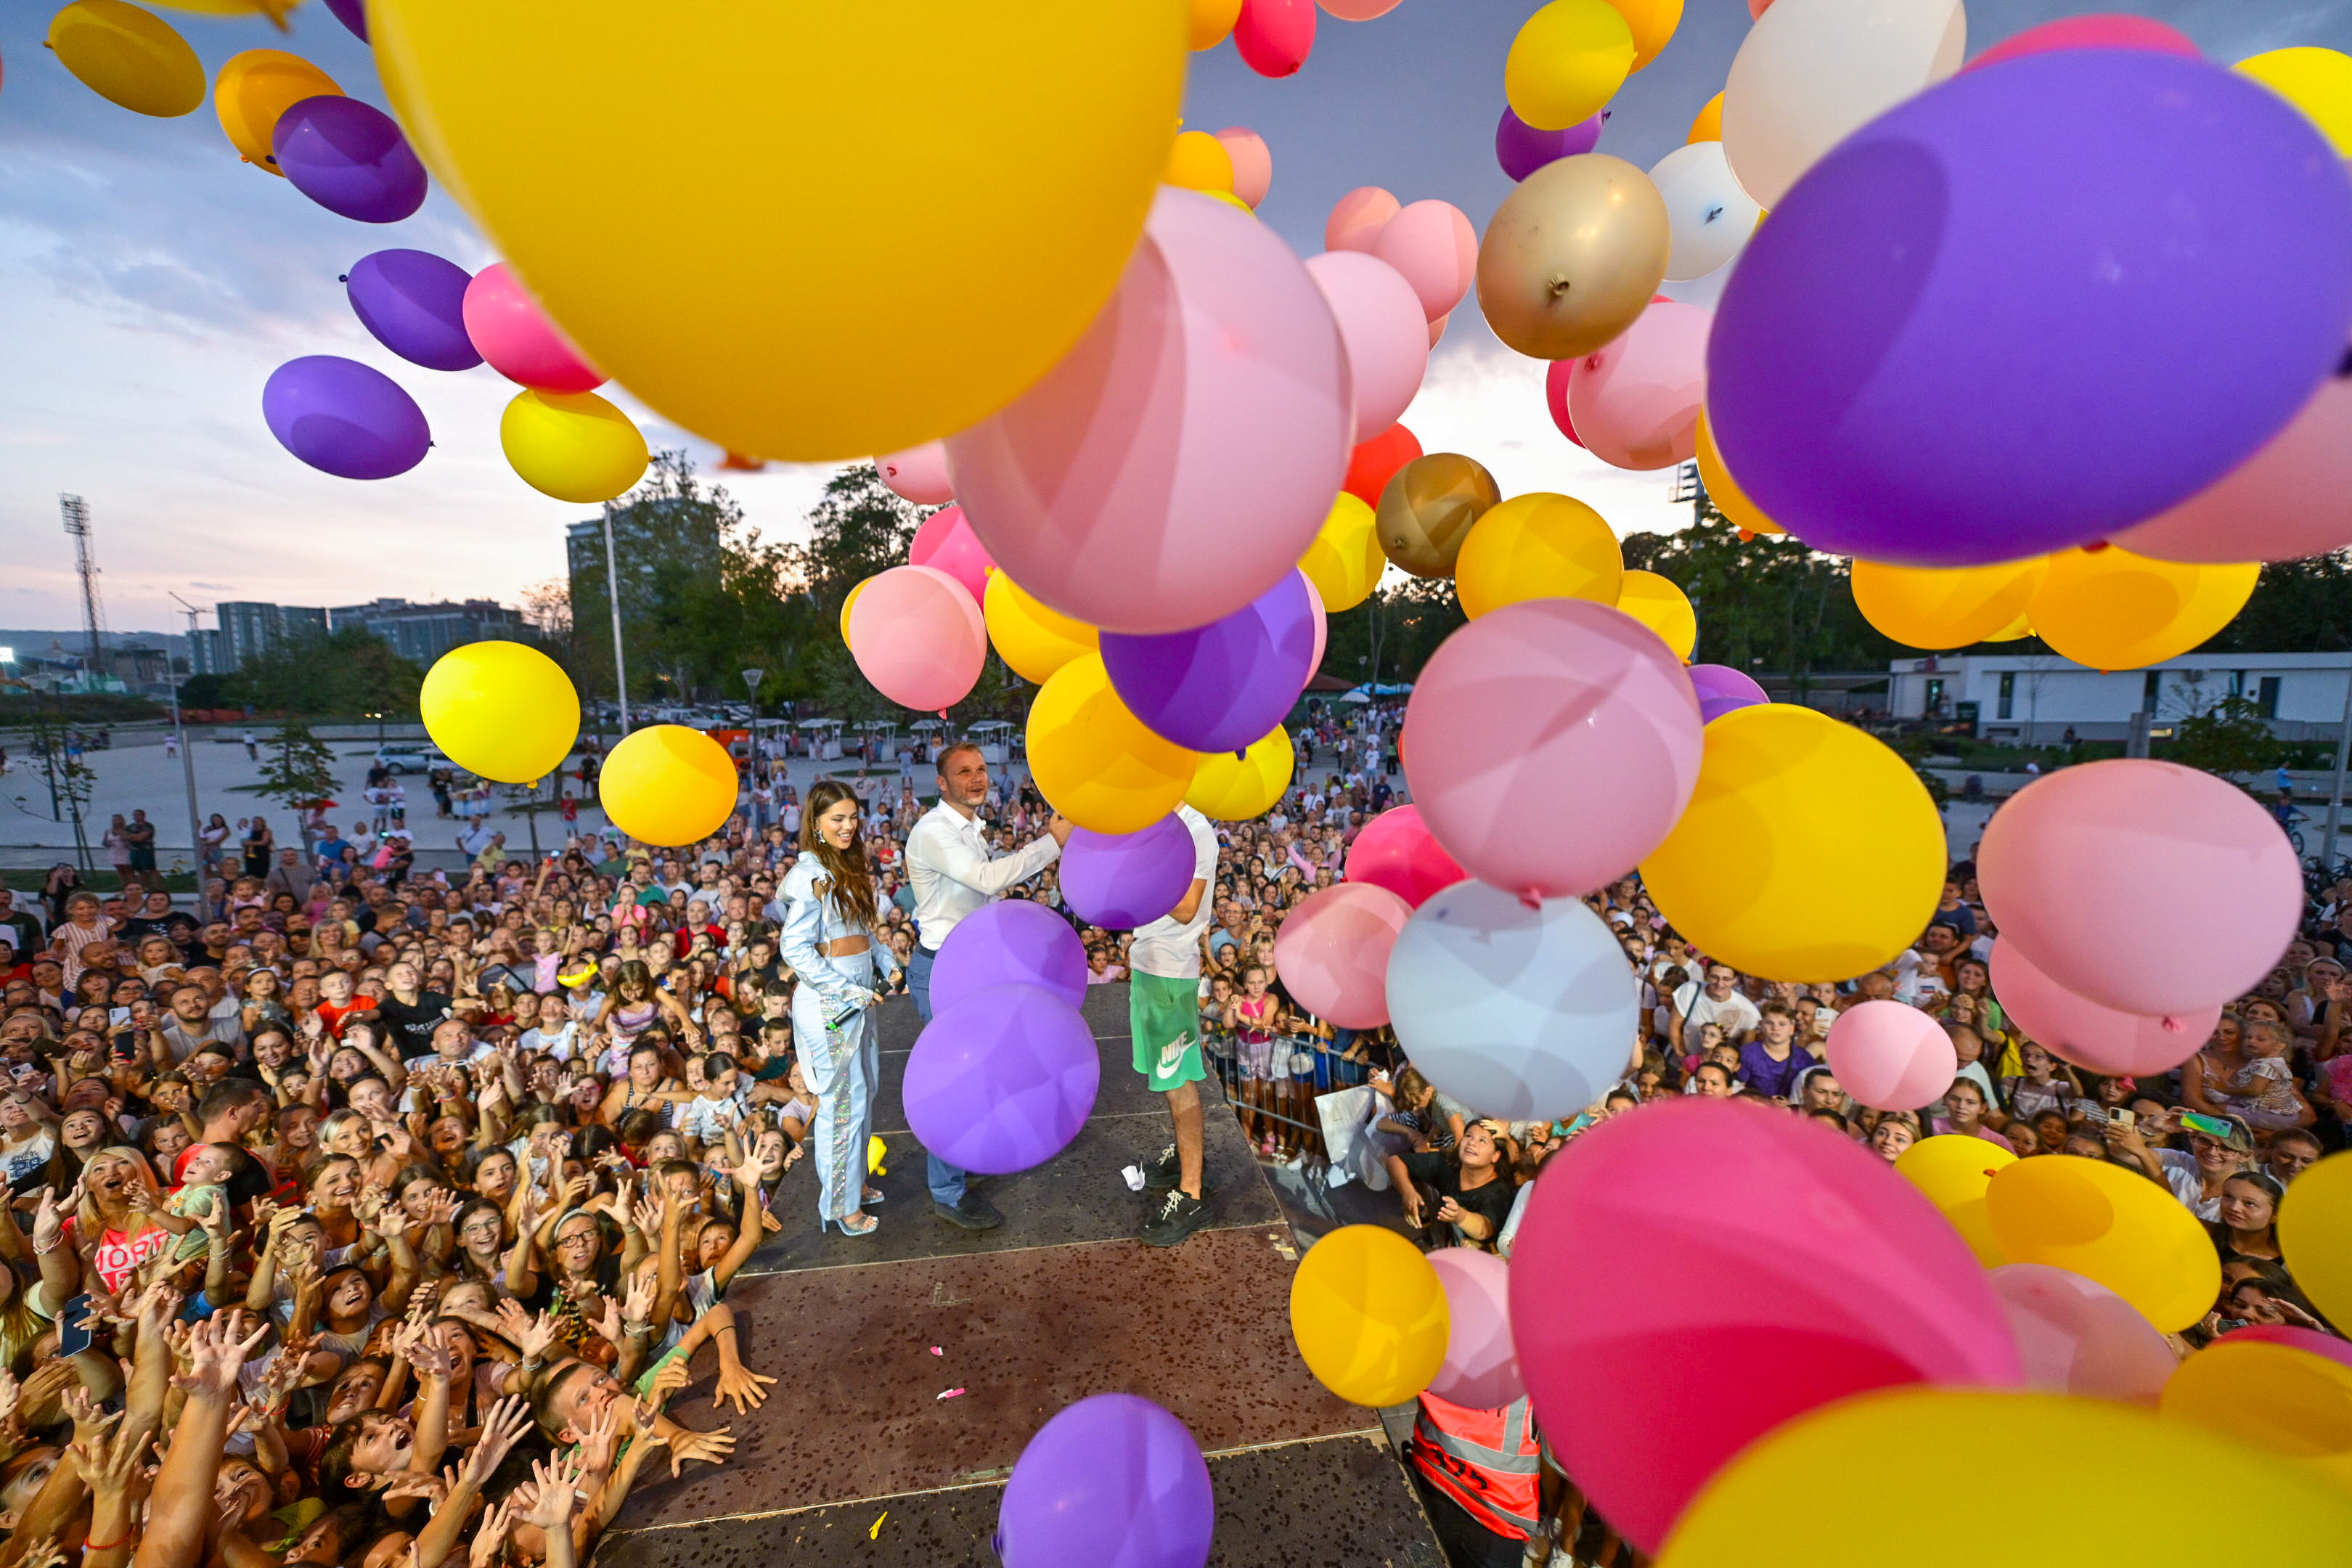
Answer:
[{"left": 60, "top": 494, "right": 106, "bottom": 683}]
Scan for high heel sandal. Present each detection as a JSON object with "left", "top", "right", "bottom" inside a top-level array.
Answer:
[
  {"left": 828, "top": 1212, "right": 879, "bottom": 1237},
  {"left": 863, "top": 1186, "right": 886, "bottom": 1206}
]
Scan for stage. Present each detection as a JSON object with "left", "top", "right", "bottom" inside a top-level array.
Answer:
[{"left": 595, "top": 983, "right": 1447, "bottom": 1568}]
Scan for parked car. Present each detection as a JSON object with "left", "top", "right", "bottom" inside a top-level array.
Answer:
[{"left": 372, "top": 743, "right": 457, "bottom": 775}]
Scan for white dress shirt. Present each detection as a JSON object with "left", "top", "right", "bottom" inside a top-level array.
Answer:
[{"left": 905, "top": 800, "right": 1061, "bottom": 952}]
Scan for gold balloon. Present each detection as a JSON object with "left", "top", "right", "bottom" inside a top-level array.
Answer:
[
  {"left": 1455, "top": 492, "right": 1623, "bottom": 618},
  {"left": 1614, "top": 569, "right": 1697, "bottom": 661},
  {"left": 1476, "top": 153, "right": 1670, "bottom": 362},
  {"left": 1297, "top": 491, "right": 1385, "bottom": 613},
  {"left": 213, "top": 49, "right": 343, "bottom": 174},
  {"left": 2028, "top": 546, "right": 2260, "bottom": 671},
  {"left": 1695, "top": 408, "right": 1781, "bottom": 536},
  {"left": 1851, "top": 557, "right": 2049, "bottom": 651},
  {"left": 1376, "top": 454, "right": 1500, "bottom": 579}
]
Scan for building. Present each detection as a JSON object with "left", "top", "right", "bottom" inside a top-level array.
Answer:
[
  {"left": 1887, "top": 651, "right": 2352, "bottom": 743},
  {"left": 188, "top": 626, "right": 225, "bottom": 676},
  {"left": 329, "top": 598, "right": 526, "bottom": 663},
  {"left": 214, "top": 601, "right": 327, "bottom": 669}
]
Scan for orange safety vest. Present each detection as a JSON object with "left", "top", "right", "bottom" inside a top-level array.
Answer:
[{"left": 1409, "top": 1390, "right": 1541, "bottom": 1541}]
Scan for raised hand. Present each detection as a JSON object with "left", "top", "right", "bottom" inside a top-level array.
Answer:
[
  {"left": 29, "top": 1185, "right": 68, "bottom": 1253},
  {"left": 467, "top": 1497, "right": 515, "bottom": 1568},
  {"left": 171, "top": 1309, "right": 269, "bottom": 1401},
  {"left": 70, "top": 1414, "right": 153, "bottom": 1508},
  {"left": 663, "top": 1423, "right": 735, "bottom": 1478},
  {"left": 518, "top": 1448, "right": 586, "bottom": 1533},
  {"left": 710, "top": 1360, "right": 777, "bottom": 1416},
  {"left": 467, "top": 1395, "right": 534, "bottom": 1485}
]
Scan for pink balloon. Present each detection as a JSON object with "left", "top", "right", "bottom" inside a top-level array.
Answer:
[
  {"left": 1989, "top": 1263, "right": 2179, "bottom": 1406},
  {"left": 1213, "top": 126, "right": 1273, "bottom": 208},
  {"left": 2112, "top": 364, "right": 2352, "bottom": 563},
  {"left": 460, "top": 263, "right": 605, "bottom": 393},
  {"left": 1545, "top": 359, "right": 1585, "bottom": 447},
  {"left": 877, "top": 441, "right": 955, "bottom": 505},
  {"left": 1402, "top": 600, "right": 1702, "bottom": 900},
  {"left": 1428, "top": 1248, "right": 1523, "bottom": 1410},
  {"left": 846, "top": 565, "right": 986, "bottom": 711},
  {"left": 1344, "top": 805, "right": 1466, "bottom": 908},
  {"left": 1326, "top": 186, "right": 1400, "bottom": 253},
  {"left": 2223, "top": 1324, "right": 2352, "bottom": 1371},
  {"left": 1987, "top": 937, "right": 2218, "bottom": 1077},
  {"left": 1747, "top": 0, "right": 1773, "bottom": 15},
  {"left": 1302, "top": 571, "right": 1328, "bottom": 672},
  {"left": 1824, "top": 1000, "right": 1959, "bottom": 1112},
  {"left": 907, "top": 504, "right": 995, "bottom": 605},
  {"left": 1963, "top": 15, "right": 2202, "bottom": 73},
  {"left": 1305, "top": 251, "right": 1431, "bottom": 442},
  {"left": 1508, "top": 1098, "right": 2022, "bottom": 1553},
  {"left": 1271, "top": 882, "right": 1410, "bottom": 1028},
  {"left": 1318, "top": 0, "right": 1402, "bottom": 17},
  {"left": 948, "top": 189, "right": 1352, "bottom": 636},
  {"left": 1373, "top": 199, "right": 1478, "bottom": 322},
  {"left": 1426, "top": 311, "right": 1451, "bottom": 348},
  {"left": 1566, "top": 301, "right": 1710, "bottom": 470},
  {"left": 1233, "top": 0, "right": 1315, "bottom": 77},
  {"left": 1979, "top": 760, "right": 2302, "bottom": 1017}
]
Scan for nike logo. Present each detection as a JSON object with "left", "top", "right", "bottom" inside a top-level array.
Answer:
[{"left": 1157, "top": 1034, "right": 1193, "bottom": 1075}]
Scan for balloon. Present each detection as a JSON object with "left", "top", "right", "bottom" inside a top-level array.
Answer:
[
  {"left": 1694, "top": 408, "right": 1779, "bottom": 534},
  {"left": 1686, "top": 89, "right": 1723, "bottom": 143},
  {"left": 322, "top": 0, "right": 365, "bottom": 38},
  {"left": 1510, "top": 1100, "right": 2022, "bottom": 1553},
  {"left": 1344, "top": 806, "right": 1466, "bottom": 909},
  {"left": 2278, "top": 1151, "right": 2352, "bottom": 1331},
  {"left": 1978, "top": 760, "right": 2300, "bottom": 1018},
  {"left": 1233, "top": 0, "right": 1313, "bottom": 77},
  {"left": 1187, "top": 0, "right": 1243, "bottom": 50},
  {"left": 1164, "top": 129, "right": 1234, "bottom": 194},
  {"left": 907, "top": 504, "right": 995, "bottom": 606},
  {"left": 499, "top": 390, "right": 650, "bottom": 505},
  {"left": 1603, "top": 0, "right": 1681, "bottom": 72},
  {"left": 1824, "top": 1001, "right": 1956, "bottom": 1113},
  {"left": 984, "top": 571, "right": 1097, "bottom": 685},
  {"left": 848, "top": 565, "right": 987, "bottom": 711},
  {"left": 597, "top": 725, "right": 738, "bottom": 847},
  {"left": 1988, "top": 937, "right": 2218, "bottom": 1078},
  {"left": 1893, "top": 1134, "right": 2014, "bottom": 1267},
  {"left": 1567, "top": 301, "right": 1709, "bottom": 470},
  {"left": 1647, "top": 142, "right": 1760, "bottom": 281},
  {"left": 1376, "top": 453, "right": 1499, "bottom": 578},
  {"left": 1428, "top": 1249, "right": 1522, "bottom": 1410},
  {"left": 1965, "top": 15, "right": 2201, "bottom": 73},
  {"left": 1424, "top": 310, "right": 1452, "bottom": 348},
  {"left": 1386, "top": 881, "right": 1640, "bottom": 1121},
  {"left": 2027, "top": 547, "right": 2259, "bottom": 671},
  {"left": 2162, "top": 1337, "right": 2352, "bottom": 1488},
  {"left": 838, "top": 577, "right": 871, "bottom": 650},
  {"left": 1477, "top": 155, "right": 1671, "bottom": 360},
  {"left": 272, "top": 97, "right": 428, "bottom": 224},
  {"left": 1273, "top": 883, "right": 1411, "bottom": 1029},
  {"left": 1641, "top": 705, "right": 1944, "bottom": 981},
  {"left": 1721, "top": 0, "right": 1966, "bottom": 208},
  {"left": 2113, "top": 364, "right": 2352, "bottom": 564},
  {"left": 1026, "top": 656, "right": 1199, "bottom": 835},
  {"left": 462, "top": 264, "right": 606, "bottom": 393},
  {"left": 1612, "top": 569, "right": 1696, "bottom": 659},
  {"left": 1318, "top": 0, "right": 1402, "bottom": 15},
  {"left": 1455, "top": 492, "right": 1622, "bottom": 618},
  {"left": 1543, "top": 359, "right": 1585, "bottom": 448},
  {"left": 1504, "top": 0, "right": 1636, "bottom": 131},
  {"left": 1370, "top": 200, "right": 1477, "bottom": 323},
  {"left": 1297, "top": 493, "right": 1384, "bottom": 613},
  {"left": 1686, "top": 663, "right": 1766, "bottom": 724},
  {"left": 876, "top": 441, "right": 955, "bottom": 505},
  {"left": 419, "top": 642, "right": 579, "bottom": 785},
  {"left": 1342, "top": 422, "right": 1421, "bottom": 507},
  {"left": 1059, "top": 816, "right": 1196, "bottom": 930},
  {"left": 1185, "top": 726, "right": 1294, "bottom": 821},
  {"left": 951, "top": 189, "right": 1350, "bottom": 637},
  {"left": 214, "top": 50, "right": 342, "bottom": 173},
  {"left": 1989, "top": 1264, "right": 2176, "bottom": 1406},
  {"left": 2238, "top": 46, "right": 2352, "bottom": 154},
  {"left": 344, "top": 250, "right": 480, "bottom": 372},
  {"left": 1850, "top": 556, "right": 2048, "bottom": 650},
  {"left": 931, "top": 900, "right": 1086, "bottom": 1013},
  {"left": 48, "top": 0, "right": 203, "bottom": 118},
  {"left": 1325, "top": 185, "right": 1400, "bottom": 253},
  {"left": 262, "top": 356, "right": 430, "bottom": 481},
  {"left": 998, "top": 1394, "right": 1214, "bottom": 1568},
  {"left": 2227, "top": 1324, "right": 2352, "bottom": 1373},
  {"left": 1495, "top": 106, "right": 1604, "bottom": 181},
  {"left": 1710, "top": 51, "right": 2352, "bottom": 567},
  {"left": 1289, "top": 1225, "right": 1449, "bottom": 1407},
  {"left": 1985, "top": 1155, "right": 2221, "bottom": 1333},
  {"left": 904, "top": 982, "right": 1098, "bottom": 1175},
  {"left": 1213, "top": 126, "right": 1272, "bottom": 206},
  {"left": 1304, "top": 252, "right": 1430, "bottom": 443},
  {"left": 1100, "top": 573, "right": 1316, "bottom": 754}
]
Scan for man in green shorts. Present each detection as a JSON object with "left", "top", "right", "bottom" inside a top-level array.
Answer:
[{"left": 1129, "top": 802, "right": 1221, "bottom": 1246}]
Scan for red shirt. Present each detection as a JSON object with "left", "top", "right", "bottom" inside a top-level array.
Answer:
[{"left": 315, "top": 997, "right": 377, "bottom": 1040}]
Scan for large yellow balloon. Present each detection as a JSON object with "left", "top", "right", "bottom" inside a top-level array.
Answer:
[
  {"left": 2238, "top": 47, "right": 2352, "bottom": 155},
  {"left": 49, "top": 0, "right": 206, "bottom": 118},
  {"left": 1984, "top": 611, "right": 2033, "bottom": 642},
  {"left": 1504, "top": 0, "right": 1637, "bottom": 131},
  {"left": 371, "top": 2, "right": 1185, "bottom": 462},
  {"left": 213, "top": 49, "right": 342, "bottom": 174},
  {"left": 2161, "top": 1339, "right": 2352, "bottom": 1490},
  {"left": 1983, "top": 1154, "right": 2221, "bottom": 1333},
  {"left": 1165, "top": 129, "right": 1234, "bottom": 193},
  {"left": 839, "top": 576, "right": 873, "bottom": 650},
  {"left": 1687, "top": 90, "right": 1723, "bottom": 144},
  {"left": 499, "top": 390, "right": 651, "bottom": 505},
  {"left": 1026, "top": 656, "right": 1198, "bottom": 834},
  {"left": 1600, "top": 0, "right": 1681, "bottom": 72},
  {"left": 151, "top": 0, "right": 302, "bottom": 15},
  {"left": 1850, "top": 557, "right": 2048, "bottom": 651},
  {"left": 1893, "top": 1135, "right": 2014, "bottom": 1268},
  {"left": 598, "top": 725, "right": 740, "bottom": 847},
  {"left": 1297, "top": 492, "right": 1385, "bottom": 613},
  {"left": 1614, "top": 569, "right": 1697, "bottom": 661},
  {"left": 1641, "top": 705, "right": 1943, "bottom": 981},
  {"left": 1186, "top": 0, "right": 1241, "bottom": 50},
  {"left": 1185, "top": 727, "right": 1294, "bottom": 821},
  {"left": 984, "top": 571, "right": 1098, "bottom": 685},
  {"left": 2027, "top": 546, "right": 2258, "bottom": 671},
  {"left": 1288, "top": 1224, "right": 1449, "bottom": 1408},
  {"left": 2279, "top": 1151, "right": 2352, "bottom": 1329},
  {"left": 1654, "top": 1387, "right": 2352, "bottom": 1568},
  {"left": 420, "top": 642, "right": 580, "bottom": 784},
  {"left": 1457, "top": 492, "right": 1623, "bottom": 618}
]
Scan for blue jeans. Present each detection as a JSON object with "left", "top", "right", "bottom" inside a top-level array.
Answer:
[{"left": 907, "top": 945, "right": 967, "bottom": 1208}]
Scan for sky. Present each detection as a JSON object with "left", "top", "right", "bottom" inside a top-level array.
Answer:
[{"left": 4, "top": 0, "right": 2348, "bottom": 635}]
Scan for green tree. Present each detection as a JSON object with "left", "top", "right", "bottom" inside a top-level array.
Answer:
[
  {"left": 2197, "top": 552, "right": 2352, "bottom": 654},
  {"left": 2165, "top": 693, "right": 2287, "bottom": 780},
  {"left": 225, "top": 627, "right": 424, "bottom": 718},
  {"left": 235, "top": 722, "right": 341, "bottom": 850}
]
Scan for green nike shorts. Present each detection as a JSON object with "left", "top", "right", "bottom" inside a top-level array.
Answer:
[{"left": 1130, "top": 972, "right": 1206, "bottom": 1093}]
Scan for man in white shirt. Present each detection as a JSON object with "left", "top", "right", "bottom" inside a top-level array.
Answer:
[
  {"left": 1668, "top": 963, "right": 1762, "bottom": 1052},
  {"left": 905, "top": 743, "right": 1071, "bottom": 1230},
  {"left": 1130, "top": 803, "right": 1220, "bottom": 1247}
]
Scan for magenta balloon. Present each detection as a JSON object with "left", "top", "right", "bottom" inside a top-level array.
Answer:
[
  {"left": 1271, "top": 882, "right": 1410, "bottom": 1029},
  {"left": 847, "top": 565, "right": 985, "bottom": 712},
  {"left": 1233, "top": 0, "right": 1315, "bottom": 78},
  {"left": 1058, "top": 816, "right": 1196, "bottom": 930},
  {"left": 1824, "top": 1000, "right": 1958, "bottom": 1112},
  {"left": 1979, "top": 760, "right": 2302, "bottom": 1017},
  {"left": 1988, "top": 1263, "right": 2178, "bottom": 1406},
  {"left": 345, "top": 249, "right": 480, "bottom": 372},
  {"left": 931, "top": 902, "right": 1087, "bottom": 1012},
  {"left": 1304, "top": 250, "right": 1430, "bottom": 442},
  {"left": 1372, "top": 199, "right": 1478, "bottom": 322},
  {"left": 902, "top": 983, "right": 1098, "bottom": 1175},
  {"left": 907, "top": 504, "right": 994, "bottom": 605},
  {"left": 1403, "top": 599, "right": 1702, "bottom": 900},
  {"left": 1506, "top": 1098, "right": 2022, "bottom": 1553},
  {"left": 1962, "top": 14, "right": 2202, "bottom": 73},
  {"left": 1428, "top": 1248, "right": 1523, "bottom": 1410},
  {"left": 1544, "top": 358, "right": 1585, "bottom": 448},
  {"left": 261, "top": 355, "right": 430, "bottom": 481},
  {"left": 1099, "top": 572, "right": 1316, "bottom": 754},
  {"left": 950, "top": 189, "right": 1350, "bottom": 636},
  {"left": 1685, "top": 663, "right": 1768, "bottom": 724},
  {"left": 1567, "top": 301, "right": 1710, "bottom": 470},
  {"left": 1495, "top": 106, "right": 1604, "bottom": 182},
  {"left": 878, "top": 441, "right": 957, "bottom": 505},
  {"left": 1343, "top": 805, "right": 1466, "bottom": 908},
  {"left": 2222, "top": 1324, "right": 2352, "bottom": 1371},
  {"left": 1988, "top": 937, "right": 2217, "bottom": 1077},
  {"left": 271, "top": 96, "right": 427, "bottom": 224},
  {"left": 2113, "top": 365, "right": 2352, "bottom": 563}
]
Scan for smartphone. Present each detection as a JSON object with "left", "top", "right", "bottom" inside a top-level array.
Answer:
[
  {"left": 2110, "top": 1108, "right": 2136, "bottom": 1130},
  {"left": 2178, "top": 1111, "right": 2232, "bottom": 1140},
  {"left": 57, "top": 1292, "right": 96, "bottom": 1358}
]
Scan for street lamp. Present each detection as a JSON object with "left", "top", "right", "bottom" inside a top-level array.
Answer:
[{"left": 367, "top": 709, "right": 385, "bottom": 748}]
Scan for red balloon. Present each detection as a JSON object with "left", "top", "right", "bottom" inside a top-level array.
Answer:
[
  {"left": 1344, "top": 805, "right": 1466, "bottom": 908},
  {"left": 1963, "top": 15, "right": 2201, "bottom": 73},
  {"left": 1545, "top": 359, "right": 1585, "bottom": 447},
  {"left": 1342, "top": 422, "right": 1421, "bottom": 507},
  {"left": 1233, "top": 0, "right": 1316, "bottom": 77}
]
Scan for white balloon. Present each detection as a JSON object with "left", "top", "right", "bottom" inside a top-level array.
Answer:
[
  {"left": 1648, "top": 143, "right": 1764, "bottom": 282},
  {"left": 1722, "top": 0, "right": 1967, "bottom": 208},
  {"left": 1385, "top": 881, "right": 1639, "bottom": 1122}
]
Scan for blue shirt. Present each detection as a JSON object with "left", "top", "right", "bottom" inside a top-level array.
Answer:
[{"left": 1738, "top": 1041, "right": 1810, "bottom": 1101}]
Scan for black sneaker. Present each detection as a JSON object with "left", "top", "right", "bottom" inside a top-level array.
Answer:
[
  {"left": 1143, "top": 1143, "right": 1181, "bottom": 1191},
  {"left": 1141, "top": 1187, "right": 1209, "bottom": 1248},
  {"left": 933, "top": 1194, "right": 1004, "bottom": 1231}
]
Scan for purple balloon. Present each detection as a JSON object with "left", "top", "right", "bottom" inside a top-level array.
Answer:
[
  {"left": 273, "top": 97, "right": 428, "bottom": 224},
  {"left": 346, "top": 250, "right": 480, "bottom": 372},
  {"left": 262, "top": 356, "right": 430, "bottom": 481},
  {"left": 323, "top": 0, "right": 367, "bottom": 40},
  {"left": 1495, "top": 105, "right": 1604, "bottom": 181},
  {"left": 1101, "top": 571, "right": 1316, "bottom": 753},
  {"left": 1710, "top": 50, "right": 2352, "bottom": 567},
  {"left": 930, "top": 900, "right": 1086, "bottom": 1012},
  {"left": 998, "top": 1394, "right": 1215, "bottom": 1568},
  {"left": 1061, "top": 816, "right": 1196, "bottom": 929},
  {"left": 902, "top": 982, "right": 1099, "bottom": 1175},
  {"left": 1686, "top": 663, "right": 1768, "bottom": 724}
]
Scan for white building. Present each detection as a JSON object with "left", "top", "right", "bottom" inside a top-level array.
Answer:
[{"left": 1887, "top": 651, "right": 2352, "bottom": 743}]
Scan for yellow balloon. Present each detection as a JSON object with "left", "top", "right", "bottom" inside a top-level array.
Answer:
[
  {"left": 1694, "top": 408, "right": 1779, "bottom": 536},
  {"left": 2027, "top": 545, "right": 2259, "bottom": 671},
  {"left": 1850, "top": 557, "right": 2049, "bottom": 651},
  {"left": 1641, "top": 705, "right": 1943, "bottom": 981},
  {"left": 1504, "top": 0, "right": 1637, "bottom": 131},
  {"left": 1599, "top": 0, "right": 1681, "bottom": 73},
  {"left": 213, "top": 49, "right": 342, "bottom": 173},
  {"left": 839, "top": 576, "right": 873, "bottom": 650},
  {"left": 1455, "top": 491, "right": 1623, "bottom": 618},
  {"left": 1186, "top": 0, "right": 1241, "bottom": 50},
  {"left": 1026, "top": 655, "right": 1199, "bottom": 834},
  {"left": 1983, "top": 1154, "right": 2221, "bottom": 1333},
  {"left": 1687, "top": 89, "right": 1723, "bottom": 144},
  {"left": 499, "top": 390, "right": 651, "bottom": 505},
  {"left": 598, "top": 725, "right": 740, "bottom": 848},
  {"left": 1185, "top": 727, "right": 1294, "bottom": 821},
  {"left": 984, "top": 571, "right": 1098, "bottom": 685},
  {"left": 2161, "top": 1338, "right": 2352, "bottom": 1490},
  {"left": 2238, "top": 46, "right": 2352, "bottom": 155},
  {"left": 49, "top": 0, "right": 206, "bottom": 118},
  {"left": 1165, "top": 129, "right": 1235, "bottom": 193},
  {"left": 1288, "top": 1224, "right": 1449, "bottom": 1408},
  {"left": 1984, "top": 611, "right": 2033, "bottom": 642},
  {"left": 371, "top": 1, "right": 1185, "bottom": 462},
  {"left": 1893, "top": 1135, "right": 2014, "bottom": 1267},
  {"left": 2279, "top": 1151, "right": 2352, "bottom": 1330},
  {"left": 1297, "top": 492, "right": 1385, "bottom": 613},
  {"left": 867, "top": 1134, "right": 887, "bottom": 1175},
  {"left": 420, "top": 641, "right": 580, "bottom": 784},
  {"left": 1614, "top": 569, "right": 1696, "bottom": 661},
  {"left": 151, "top": 0, "right": 302, "bottom": 15},
  {"left": 1654, "top": 1387, "right": 2352, "bottom": 1568}
]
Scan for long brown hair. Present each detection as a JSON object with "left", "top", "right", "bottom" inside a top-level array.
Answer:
[{"left": 799, "top": 780, "right": 880, "bottom": 931}]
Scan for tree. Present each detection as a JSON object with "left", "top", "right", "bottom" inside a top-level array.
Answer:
[
  {"left": 2198, "top": 552, "right": 2352, "bottom": 654},
  {"left": 236, "top": 722, "right": 340, "bottom": 851},
  {"left": 2165, "top": 693, "right": 2286, "bottom": 780},
  {"left": 224, "top": 627, "right": 424, "bottom": 718}
]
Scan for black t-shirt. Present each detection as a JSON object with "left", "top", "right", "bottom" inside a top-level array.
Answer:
[
  {"left": 1399, "top": 1151, "right": 1516, "bottom": 1248},
  {"left": 373, "top": 990, "right": 454, "bottom": 1053},
  {"left": 118, "top": 914, "right": 178, "bottom": 942}
]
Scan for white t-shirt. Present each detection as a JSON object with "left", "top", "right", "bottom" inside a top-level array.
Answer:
[
  {"left": 1670, "top": 984, "right": 1760, "bottom": 1041},
  {"left": 1127, "top": 806, "right": 1220, "bottom": 981}
]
